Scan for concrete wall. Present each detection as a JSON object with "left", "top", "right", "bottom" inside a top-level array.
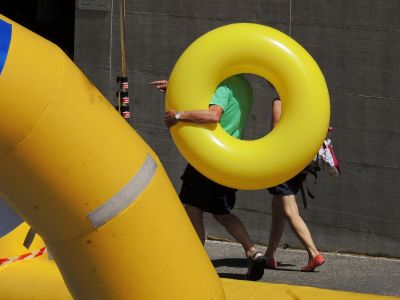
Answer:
[{"left": 74, "top": 0, "right": 400, "bottom": 257}]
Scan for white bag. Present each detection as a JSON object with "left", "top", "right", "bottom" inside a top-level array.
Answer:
[{"left": 317, "top": 138, "right": 341, "bottom": 177}]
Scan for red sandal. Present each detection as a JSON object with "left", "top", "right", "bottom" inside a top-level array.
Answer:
[
  {"left": 265, "top": 257, "right": 282, "bottom": 269},
  {"left": 301, "top": 254, "right": 325, "bottom": 272}
]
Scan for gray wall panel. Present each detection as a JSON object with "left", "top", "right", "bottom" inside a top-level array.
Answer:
[{"left": 74, "top": 0, "right": 400, "bottom": 257}]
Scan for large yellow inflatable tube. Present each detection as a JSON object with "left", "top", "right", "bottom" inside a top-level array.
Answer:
[
  {"left": 166, "top": 23, "right": 330, "bottom": 189},
  {"left": 0, "top": 15, "right": 224, "bottom": 300}
]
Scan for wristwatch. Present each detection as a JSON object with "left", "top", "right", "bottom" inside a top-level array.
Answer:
[{"left": 174, "top": 111, "right": 181, "bottom": 121}]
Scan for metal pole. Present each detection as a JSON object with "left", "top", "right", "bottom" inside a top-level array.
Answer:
[
  {"left": 116, "top": 0, "right": 130, "bottom": 120},
  {"left": 119, "top": 0, "right": 127, "bottom": 77}
]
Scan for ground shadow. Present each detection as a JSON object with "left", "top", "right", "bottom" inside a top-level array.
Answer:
[
  {"left": 212, "top": 258, "right": 247, "bottom": 268},
  {"left": 212, "top": 258, "right": 303, "bottom": 273}
]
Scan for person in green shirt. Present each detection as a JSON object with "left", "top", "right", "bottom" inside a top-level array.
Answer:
[{"left": 152, "top": 75, "right": 265, "bottom": 281}]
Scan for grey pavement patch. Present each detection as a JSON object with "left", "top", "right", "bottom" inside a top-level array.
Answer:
[{"left": 205, "top": 239, "right": 400, "bottom": 297}]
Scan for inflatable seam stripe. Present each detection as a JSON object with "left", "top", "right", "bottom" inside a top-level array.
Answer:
[
  {"left": 0, "top": 247, "right": 47, "bottom": 266},
  {"left": 87, "top": 154, "right": 157, "bottom": 228}
]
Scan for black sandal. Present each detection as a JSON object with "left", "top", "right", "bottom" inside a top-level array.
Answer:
[{"left": 245, "top": 251, "right": 265, "bottom": 281}]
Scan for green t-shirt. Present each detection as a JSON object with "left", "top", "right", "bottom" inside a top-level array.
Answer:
[{"left": 210, "top": 75, "right": 253, "bottom": 139}]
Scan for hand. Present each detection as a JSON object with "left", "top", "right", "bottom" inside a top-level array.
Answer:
[
  {"left": 164, "top": 110, "right": 177, "bottom": 128},
  {"left": 151, "top": 80, "right": 168, "bottom": 93}
]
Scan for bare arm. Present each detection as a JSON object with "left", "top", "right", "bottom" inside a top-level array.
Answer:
[
  {"left": 164, "top": 105, "right": 223, "bottom": 128},
  {"left": 152, "top": 79, "right": 224, "bottom": 128},
  {"left": 271, "top": 99, "right": 282, "bottom": 129},
  {"left": 150, "top": 80, "right": 168, "bottom": 93}
]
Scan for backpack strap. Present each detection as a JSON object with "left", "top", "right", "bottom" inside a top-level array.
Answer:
[
  {"left": 299, "top": 171, "right": 317, "bottom": 209},
  {"left": 300, "top": 183, "right": 308, "bottom": 209}
]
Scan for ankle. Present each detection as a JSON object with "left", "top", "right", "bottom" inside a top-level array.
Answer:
[
  {"left": 308, "top": 249, "right": 319, "bottom": 260},
  {"left": 264, "top": 248, "right": 276, "bottom": 259},
  {"left": 246, "top": 247, "right": 262, "bottom": 258}
]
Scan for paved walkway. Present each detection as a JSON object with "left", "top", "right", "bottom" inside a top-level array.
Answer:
[{"left": 205, "top": 239, "right": 400, "bottom": 297}]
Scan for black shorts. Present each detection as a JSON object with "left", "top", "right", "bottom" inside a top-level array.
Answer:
[
  {"left": 267, "top": 172, "right": 306, "bottom": 196},
  {"left": 179, "top": 164, "right": 236, "bottom": 215}
]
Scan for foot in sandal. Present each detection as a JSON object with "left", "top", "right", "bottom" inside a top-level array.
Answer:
[
  {"left": 265, "top": 257, "right": 282, "bottom": 269},
  {"left": 245, "top": 251, "right": 266, "bottom": 281},
  {"left": 301, "top": 254, "right": 325, "bottom": 272}
]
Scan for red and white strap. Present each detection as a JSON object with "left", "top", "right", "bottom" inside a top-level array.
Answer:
[{"left": 0, "top": 247, "right": 47, "bottom": 266}]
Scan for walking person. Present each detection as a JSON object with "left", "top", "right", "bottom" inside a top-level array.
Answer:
[
  {"left": 264, "top": 97, "right": 325, "bottom": 272},
  {"left": 151, "top": 75, "right": 266, "bottom": 280}
]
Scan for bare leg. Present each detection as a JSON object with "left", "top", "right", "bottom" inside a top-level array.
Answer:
[
  {"left": 213, "top": 213, "right": 264, "bottom": 280},
  {"left": 280, "top": 195, "right": 319, "bottom": 259},
  {"left": 212, "top": 213, "right": 259, "bottom": 257},
  {"left": 185, "top": 204, "right": 205, "bottom": 245},
  {"left": 264, "top": 196, "right": 285, "bottom": 260}
]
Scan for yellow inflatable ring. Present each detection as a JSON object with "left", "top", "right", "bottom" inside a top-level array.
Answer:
[{"left": 166, "top": 23, "right": 330, "bottom": 190}]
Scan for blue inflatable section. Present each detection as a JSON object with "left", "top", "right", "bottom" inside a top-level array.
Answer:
[
  {"left": 0, "top": 198, "right": 22, "bottom": 238},
  {"left": 0, "top": 19, "right": 12, "bottom": 75},
  {"left": 0, "top": 21, "right": 19, "bottom": 237}
]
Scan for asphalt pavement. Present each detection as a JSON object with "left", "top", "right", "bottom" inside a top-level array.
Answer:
[{"left": 205, "top": 239, "right": 400, "bottom": 297}]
